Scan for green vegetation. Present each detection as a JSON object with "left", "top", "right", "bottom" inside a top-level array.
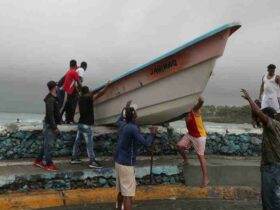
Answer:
[{"left": 202, "top": 105, "right": 252, "bottom": 124}]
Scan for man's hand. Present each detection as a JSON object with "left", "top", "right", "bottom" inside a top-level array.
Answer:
[
  {"left": 241, "top": 89, "right": 251, "bottom": 101},
  {"left": 126, "top": 100, "right": 132, "bottom": 108},
  {"left": 198, "top": 96, "right": 204, "bottom": 104},
  {"left": 149, "top": 126, "right": 158, "bottom": 135},
  {"left": 53, "top": 128, "right": 60, "bottom": 135}
]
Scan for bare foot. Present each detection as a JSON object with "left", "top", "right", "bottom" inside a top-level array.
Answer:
[{"left": 200, "top": 179, "right": 209, "bottom": 188}]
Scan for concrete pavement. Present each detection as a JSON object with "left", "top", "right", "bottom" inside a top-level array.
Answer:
[
  {"left": 0, "top": 155, "right": 262, "bottom": 210},
  {"left": 42, "top": 199, "right": 262, "bottom": 210}
]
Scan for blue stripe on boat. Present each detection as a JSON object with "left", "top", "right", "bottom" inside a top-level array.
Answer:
[{"left": 94, "top": 22, "right": 240, "bottom": 92}]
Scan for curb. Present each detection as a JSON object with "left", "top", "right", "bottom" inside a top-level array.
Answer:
[{"left": 0, "top": 184, "right": 259, "bottom": 210}]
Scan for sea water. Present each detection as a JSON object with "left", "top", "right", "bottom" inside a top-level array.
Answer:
[
  {"left": 0, "top": 112, "right": 44, "bottom": 124},
  {"left": 0, "top": 112, "right": 261, "bottom": 134}
]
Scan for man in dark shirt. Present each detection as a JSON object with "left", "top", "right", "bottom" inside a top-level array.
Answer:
[
  {"left": 115, "top": 101, "right": 158, "bottom": 210},
  {"left": 241, "top": 89, "right": 280, "bottom": 210},
  {"left": 71, "top": 85, "right": 109, "bottom": 168},
  {"left": 34, "top": 81, "right": 60, "bottom": 171}
]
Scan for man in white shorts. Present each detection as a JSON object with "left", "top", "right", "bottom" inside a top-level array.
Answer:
[
  {"left": 177, "top": 96, "right": 209, "bottom": 188},
  {"left": 115, "top": 101, "right": 158, "bottom": 210}
]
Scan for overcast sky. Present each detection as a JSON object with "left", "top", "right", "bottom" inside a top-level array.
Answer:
[{"left": 0, "top": 0, "right": 280, "bottom": 113}]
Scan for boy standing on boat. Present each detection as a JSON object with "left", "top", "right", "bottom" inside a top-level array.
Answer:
[
  {"left": 34, "top": 81, "right": 60, "bottom": 171},
  {"left": 241, "top": 89, "right": 280, "bottom": 210},
  {"left": 115, "top": 101, "right": 158, "bottom": 210},
  {"left": 71, "top": 84, "right": 109, "bottom": 168},
  {"left": 177, "top": 96, "right": 209, "bottom": 188},
  {"left": 259, "top": 64, "right": 280, "bottom": 112}
]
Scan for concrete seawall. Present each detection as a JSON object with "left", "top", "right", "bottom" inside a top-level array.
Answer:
[
  {"left": 0, "top": 123, "right": 262, "bottom": 160},
  {"left": 0, "top": 124, "right": 262, "bottom": 209}
]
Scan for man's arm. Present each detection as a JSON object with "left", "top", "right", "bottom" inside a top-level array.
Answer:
[
  {"left": 57, "top": 75, "right": 65, "bottom": 87},
  {"left": 193, "top": 96, "right": 204, "bottom": 113},
  {"left": 241, "top": 89, "right": 268, "bottom": 125},
  {"left": 259, "top": 77, "right": 264, "bottom": 100},
  {"left": 132, "top": 126, "right": 154, "bottom": 147},
  {"left": 76, "top": 79, "right": 82, "bottom": 90},
  {"left": 275, "top": 75, "right": 280, "bottom": 86},
  {"left": 116, "top": 101, "right": 133, "bottom": 127},
  {"left": 46, "top": 98, "right": 58, "bottom": 132},
  {"left": 72, "top": 71, "right": 82, "bottom": 89},
  {"left": 93, "top": 82, "right": 110, "bottom": 100}
]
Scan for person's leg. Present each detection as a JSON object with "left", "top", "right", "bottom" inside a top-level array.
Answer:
[
  {"left": 115, "top": 162, "right": 124, "bottom": 210},
  {"left": 65, "top": 94, "right": 72, "bottom": 123},
  {"left": 191, "top": 136, "right": 208, "bottom": 187},
  {"left": 197, "top": 154, "right": 209, "bottom": 188},
  {"left": 116, "top": 162, "right": 136, "bottom": 210},
  {"left": 72, "top": 124, "right": 82, "bottom": 161},
  {"left": 34, "top": 124, "right": 47, "bottom": 167},
  {"left": 66, "top": 93, "right": 77, "bottom": 123},
  {"left": 270, "top": 165, "right": 280, "bottom": 209},
  {"left": 177, "top": 134, "right": 192, "bottom": 165},
  {"left": 177, "top": 145, "right": 188, "bottom": 164},
  {"left": 82, "top": 125, "right": 95, "bottom": 162},
  {"left": 123, "top": 196, "right": 132, "bottom": 210},
  {"left": 117, "top": 192, "right": 124, "bottom": 210},
  {"left": 44, "top": 126, "right": 55, "bottom": 166},
  {"left": 59, "top": 89, "right": 67, "bottom": 122},
  {"left": 37, "top": 124, "right": 47, "bottom": 161},
  {"left": 261, "top": 165, "right": 273, "bottom": 210},
  {"left": 70, "top": 90, "right": 79, "bottom": 123}
]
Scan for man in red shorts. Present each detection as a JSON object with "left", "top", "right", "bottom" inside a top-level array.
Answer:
[{"left": 177, "top": 96, "right": 209, "bottom": 188}]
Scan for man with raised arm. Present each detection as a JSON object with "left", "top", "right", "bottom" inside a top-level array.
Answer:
[
  {"left": 177, "top": 96, "right": 209, "bottom": 188},
  {"left": 115, "top": 101, "right": 158, "bottom": 210},
  {"left": 241, "top": 88, "right": 280, "bottom": 210},
  {"left": 70, "top": 83, "right": 110, "bottom": 168}
]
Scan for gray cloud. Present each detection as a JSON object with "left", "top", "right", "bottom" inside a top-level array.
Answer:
[{"left": 0, "top": 0, "right": 280, "bottom": 113}]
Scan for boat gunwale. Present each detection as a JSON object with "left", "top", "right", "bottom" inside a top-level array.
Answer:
[{"left": 94, "top": 22, "right": 241, "bottom": 92}]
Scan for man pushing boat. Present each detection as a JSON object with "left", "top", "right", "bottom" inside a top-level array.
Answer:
[
  {"left": 177, "top": 96, "right": 209, "bottom": 188},
  {"left": 115, "top": 100, "right": 158, "bottom": 210}
]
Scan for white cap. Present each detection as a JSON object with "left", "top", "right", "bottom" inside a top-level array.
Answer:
[{"left": 130, "top": 103, "right": 138, "bottom": 111}]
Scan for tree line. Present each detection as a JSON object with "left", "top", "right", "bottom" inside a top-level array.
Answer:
[{"left": 201, "top": 105, "right": 252, "bottom": 124}]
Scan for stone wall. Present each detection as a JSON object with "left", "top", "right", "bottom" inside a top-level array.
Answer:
[
  {"left": 0, "top": 127, "right": 262, "bottom": 160},
  {"left": 0, "top": 166, "right": 184, "bottom": 193}
]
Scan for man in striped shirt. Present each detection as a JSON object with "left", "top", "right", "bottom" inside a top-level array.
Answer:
[{"left": 177, "top": 96, "right": 209, "bottom": 188}]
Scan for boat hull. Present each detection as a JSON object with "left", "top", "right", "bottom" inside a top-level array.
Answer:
[
  {"left": 94, "top": 58, "right": 216, "bottom": 125},
  {"left": 93, "top": 23, "right": 241, "bottom": 125}
]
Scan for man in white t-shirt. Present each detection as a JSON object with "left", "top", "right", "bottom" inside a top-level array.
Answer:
[
  {"left": 76, "top": 62, "right": 87, "bottom": 83},
  {"left": 259, "top": 64, "right": 280, "bottom": 113}
]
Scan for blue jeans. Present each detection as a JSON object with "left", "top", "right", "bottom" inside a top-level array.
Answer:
[
  {"left": 261, "top": 163, "right": 280, "bottom": 210},
  {"left": 37, "top": 123, "right": 56, "bottom": 166},
  {"left": 72, "top": 124, "right": 95, "bottom": 162}
]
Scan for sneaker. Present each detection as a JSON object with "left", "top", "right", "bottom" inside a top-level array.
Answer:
[
  {"left": 44, "top": 164, "right": 59, "bottom": 171},
  {"left": 89, "top": 161, "right": 103, "bottom": 169},
  {"left": 70, "top": 158, "right": 82, "bottom": 164},
  {"left": 33, "top": 160, "right": 44, "bottom": 168}
]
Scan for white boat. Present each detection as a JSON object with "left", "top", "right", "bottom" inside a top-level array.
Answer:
[{"left": 93, "top": 23, "right": 241, "bottom": 125}]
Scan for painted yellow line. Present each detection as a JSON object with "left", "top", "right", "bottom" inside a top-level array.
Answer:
[
  {"left": 0, "top": 190, "right": 63, "bottom": 210},
  {"left": 0, "top": 185, "right": 258, "bottom": 210}
]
